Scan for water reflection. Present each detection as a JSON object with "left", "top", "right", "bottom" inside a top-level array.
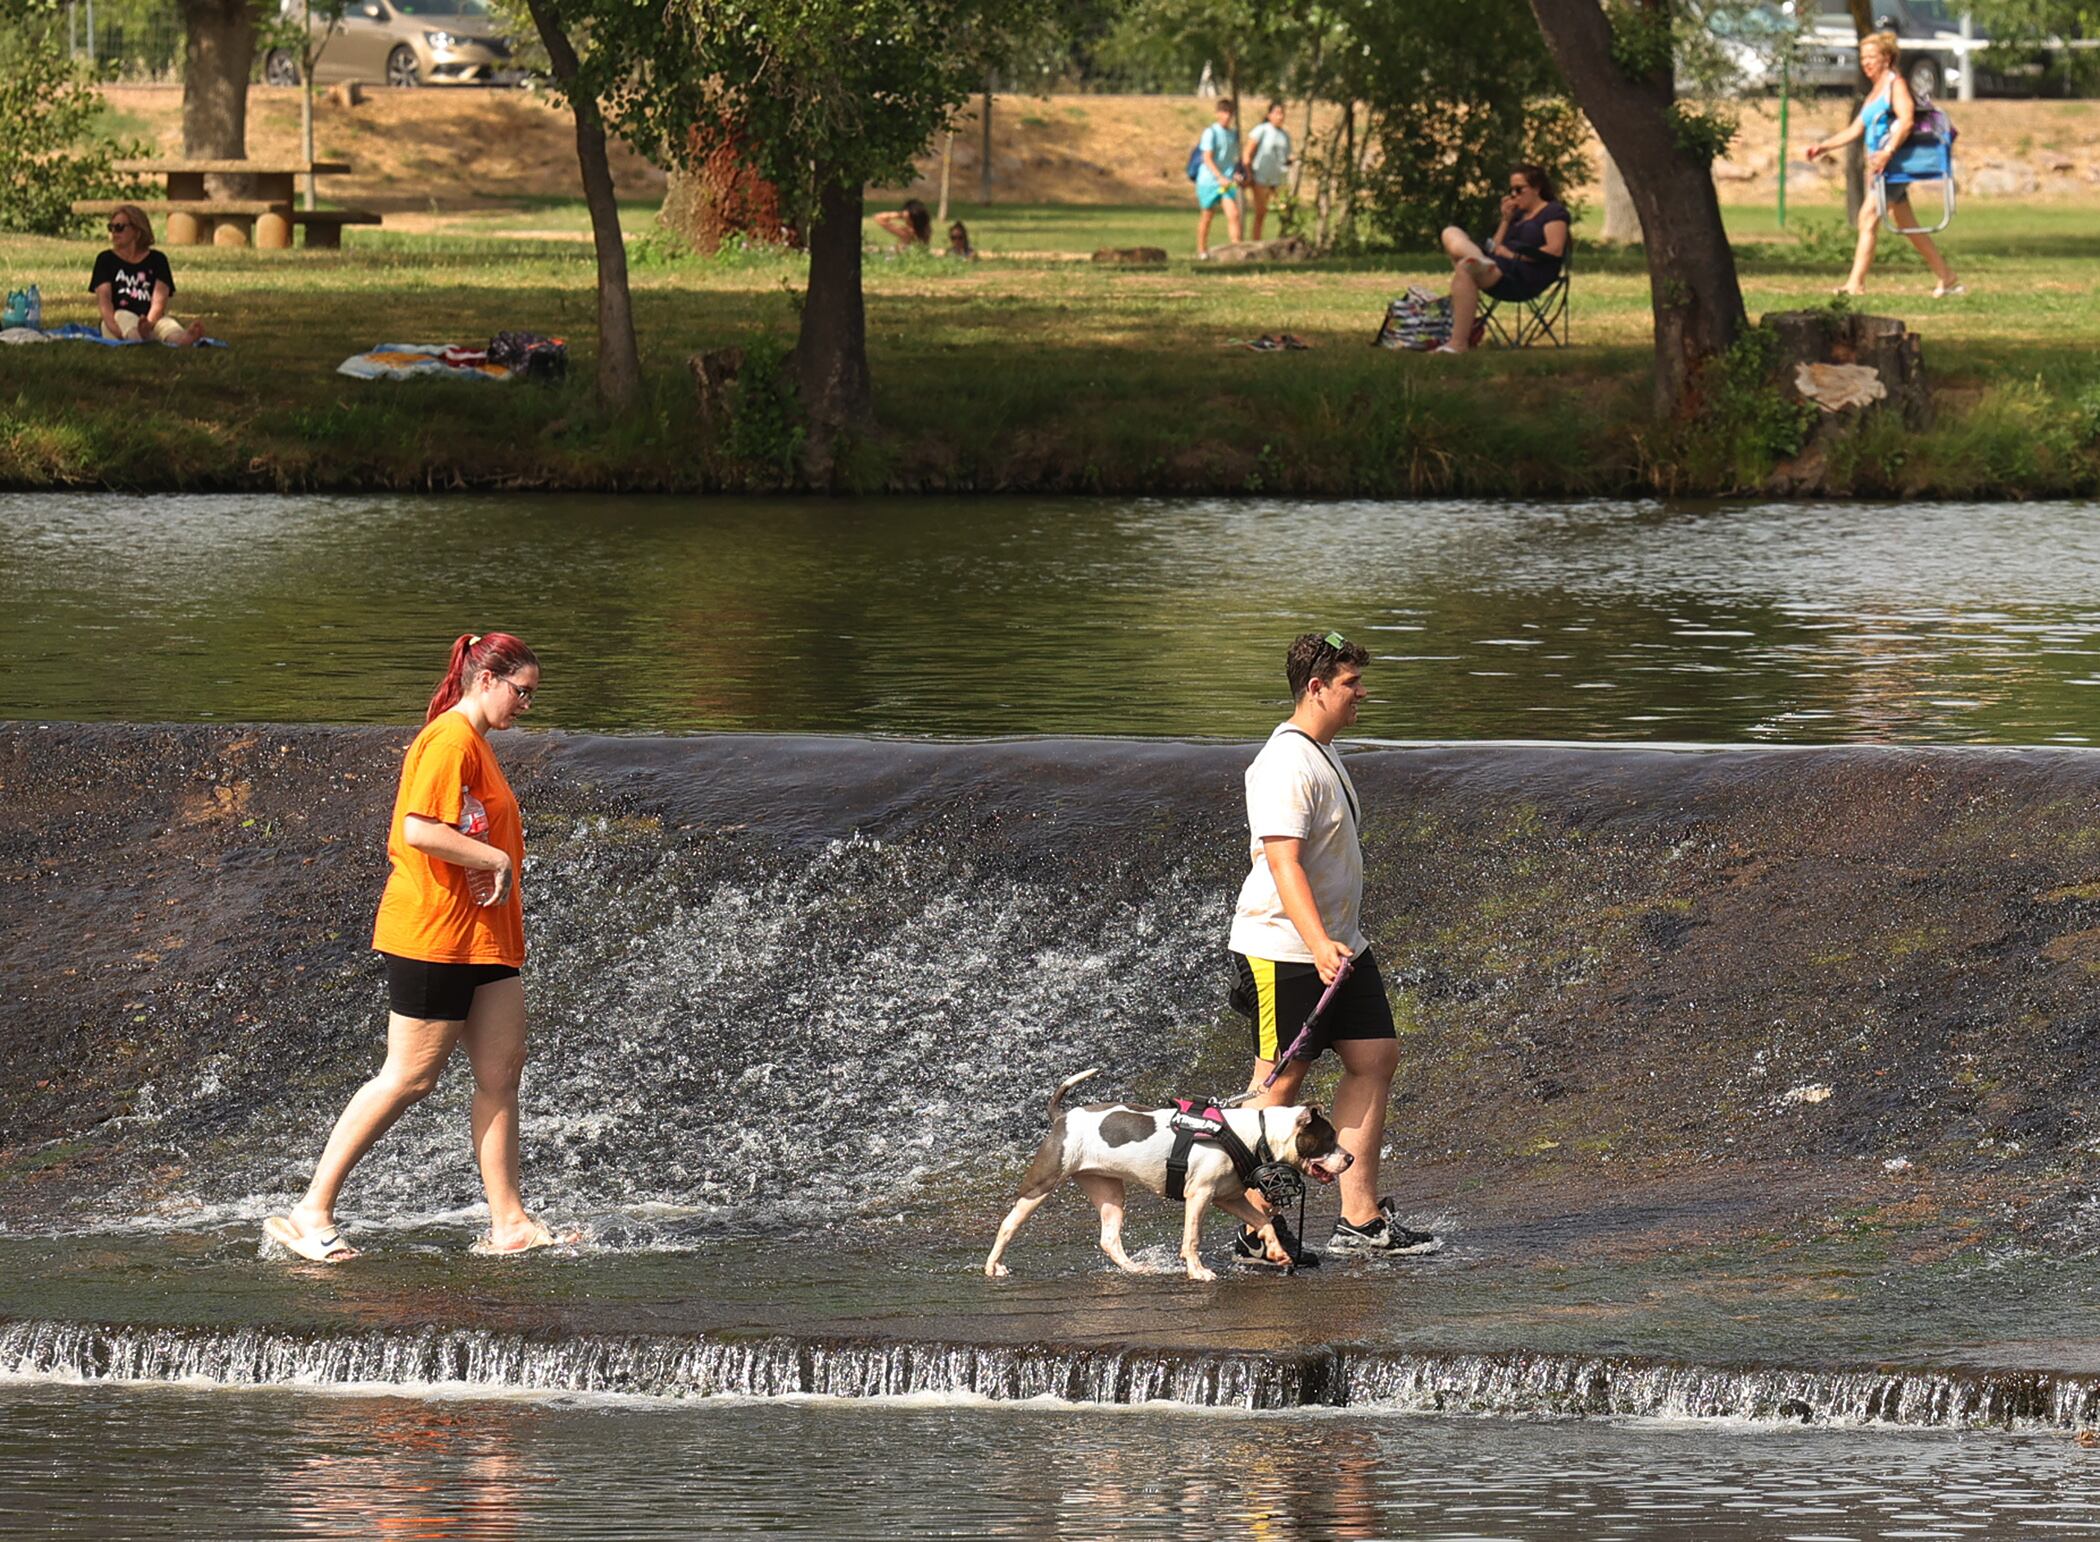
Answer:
[
  {"left": 6, "top": 1384, "right": 2099, "bottom": 1539},
  {"left": 5, "top": 494, "right": 2100, "bottom": 742}
]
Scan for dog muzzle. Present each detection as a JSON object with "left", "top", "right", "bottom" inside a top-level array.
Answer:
[{"left": 1250, "top": 1161, "right": 1305, "bottom": 1208}]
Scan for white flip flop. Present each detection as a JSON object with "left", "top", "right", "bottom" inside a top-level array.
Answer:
[
  {"left": 469, "top": 1223, "right": 578, "bottom": 1257},
  {"left": 263, "top": 1214, "right": 358, "bottom": 1263}
]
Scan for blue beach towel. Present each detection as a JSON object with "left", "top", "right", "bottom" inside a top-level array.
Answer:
[{"left": 2, "top": 322, "right": 229, "bottom": 348}]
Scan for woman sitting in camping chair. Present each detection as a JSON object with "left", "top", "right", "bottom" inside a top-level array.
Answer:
[
  {"left": 1806, "top": 30, "right": 1964, "bottom": 298},
  {"left": 1434, "top": 164, "right": 1570, "bottom": 355}
]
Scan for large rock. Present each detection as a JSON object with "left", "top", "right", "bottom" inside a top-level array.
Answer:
[
  {"left": 1204, "top": 236, "right": 1316, "bottom": 264},
  {"left": 1968, "top": 162, "right": 2039, "bottom": 198}
]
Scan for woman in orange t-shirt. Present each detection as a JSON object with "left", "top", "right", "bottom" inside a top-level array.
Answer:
[{"left": 265, "top": 632, "right": 556, "bottom": 1263}]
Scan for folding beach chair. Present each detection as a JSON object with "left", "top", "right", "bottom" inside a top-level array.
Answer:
[
  {"left": 1479, "top": 251, "right": 1571, "bottom": 350},
  {"left": 1874, "top": 115, "right": 1957, "bottom": 236}
]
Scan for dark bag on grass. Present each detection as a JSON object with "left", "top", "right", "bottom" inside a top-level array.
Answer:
[{"left": 487, "top": 331, "right": 568, "bottom": 381}]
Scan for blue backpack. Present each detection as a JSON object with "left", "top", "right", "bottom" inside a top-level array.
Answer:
[{"left": 1186, "top": 142, "right": 1204, "bottom": 180}]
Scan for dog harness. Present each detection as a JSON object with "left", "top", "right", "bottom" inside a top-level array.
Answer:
[{"left": 1164, "top": 1099, "right": 1294, "bottom": 1203}]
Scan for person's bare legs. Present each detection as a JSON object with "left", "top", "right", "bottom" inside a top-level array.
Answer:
[
  {"left": 1242, "top": 1055, "right": 1313, "bottom": 1259},
  {"left": 1440, "top": 225, "right": 1487, "bottom": 266},
  {"left": 1250, "top": 183, "right": 1272, "bottom": 241},
  {"left": 1327, "top": 1036, "right": 1398, "bottom": 1225},
  {"left": 1223, "top": 192, "right": 1243, "bottom": 245},
  {"left": 1197, "top": 202, "right": 1216, "bottom": 257},
  {"left": 1248, "top": 1039, "right": 1394, "bottom": 1224},
  {"left": 1446, "top": 267, "right": 1498, "bottom": 353},
  {"left": 1839, "top": 198, "right": 1880, "bottom": 294},
  {"left": 289, "top": 1012, "right": 462, "bottom": 1234},
  {"left": 1885, "top": 195, "right": 1960, "bottom": 289},
  {"left": 460, "top": 974, "right": 541, "bottom": 1248}
]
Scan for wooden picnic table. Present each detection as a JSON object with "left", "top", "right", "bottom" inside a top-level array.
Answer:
[
  {"left": 115, "top": 158, "right": 356, "bottom": 206},
  {"left": 83, "top": 159, "right": 378, "bottom": 250}
]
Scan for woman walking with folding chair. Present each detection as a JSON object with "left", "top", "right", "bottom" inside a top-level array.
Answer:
[{"left": 1807, "top": 31, "right": 1965, "bottom": 298}]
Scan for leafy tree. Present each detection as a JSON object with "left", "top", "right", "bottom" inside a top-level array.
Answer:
[
  {"left": 1330, "top": 0, "right": 1588, "bottom": 251},
  {"left": 1527, "top": 0, "right": 1747, "bottom": 413},
  {"left": 512, "top": 0, "right": 641, "bottom": 409},
  {"left": 1967, "top": 0, "right": 2100, "bottom": 93},
  {"left": 178, "top": 0, "right": 258, "bottom": 159},
  {"left": 594, "top": 0, "right": 1026, "bottom": 454},
  {"left": 0, "top": 3, "right": 149, "bottom": 236},
  {"left": 259, "top": 1, "right": 350, "bottom": 210},
  {"left": 1102, "top": 0, "right": 1305, "bottom": 108}
]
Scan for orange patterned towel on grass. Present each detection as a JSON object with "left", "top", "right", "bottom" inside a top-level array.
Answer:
[{"left": 337, "top": 343, "right": 514, "bottom": 381}]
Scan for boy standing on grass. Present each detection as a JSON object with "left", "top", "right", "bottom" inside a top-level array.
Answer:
[
  {"left": 1225, "top": 631, "right": 1442, "bottom": 1266},
  {"left": 1194, "top": 98, "right": 1242, "bottom": 259}
]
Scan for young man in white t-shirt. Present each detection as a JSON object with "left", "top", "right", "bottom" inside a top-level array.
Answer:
[{"left": 1227, "top": 631, "right": 1440, "bottom": 1263}]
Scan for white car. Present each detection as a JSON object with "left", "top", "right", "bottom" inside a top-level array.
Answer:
[{"left": 264, "top": 0, "right": 518, "bottom": 89}]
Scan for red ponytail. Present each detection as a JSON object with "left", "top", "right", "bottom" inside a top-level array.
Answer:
[{"left": 426, "top": 631, "right": 539, "bottom": 723}]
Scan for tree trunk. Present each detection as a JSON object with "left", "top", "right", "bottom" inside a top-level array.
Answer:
[
  {"left": 1844, "top": 0, "right": 1874, "bottom": 222},
  {"left": 1601, "top": 147, "right": 1642, "bottom": 243},
  {"left": 1528, "top": 0, "right": 1746, "bottom": 415},
  {"left": 1290, "top": 39, "right": 1320, "bottom": 204},
  {"left": 936, "top": 130, "right": 954, "bottom": 225},
  {"left": 979, "top": 72, "right": 994, "bottom": 204},
  {"left": 790, "top": 176, "right": 874, "bottom": 454},
  {"left": 177, "top": 0, "right": 254, "bottom": 160},
  {"left": 522, "top": 0, "right": 641, "bottom": 410}
]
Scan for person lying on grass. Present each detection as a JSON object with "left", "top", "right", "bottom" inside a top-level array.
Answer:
[
  {"left": 1433, "top": 164, "right": 1570, "bottom": 356},
  {"left": 91, "top": 205, "right": 208, "bottom": 347},
  {"left": 873, "top": 198, "right": 933, "bottom": 248}
]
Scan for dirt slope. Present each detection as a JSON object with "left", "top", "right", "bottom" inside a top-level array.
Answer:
[{"left": 99, "top": 85, "right": 2100, "bottom": 212}]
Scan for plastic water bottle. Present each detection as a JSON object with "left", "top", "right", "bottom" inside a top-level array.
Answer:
[
  {"left": 459, "top": 789, "right": 498, "bottom": 905},
  {"left": 25, "top": 286, "right": 40, "bottom": 330}
]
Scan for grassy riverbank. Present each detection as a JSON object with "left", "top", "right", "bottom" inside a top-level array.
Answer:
[{"left": 4, "top": 200, "right": 2098, "bottom": 497}]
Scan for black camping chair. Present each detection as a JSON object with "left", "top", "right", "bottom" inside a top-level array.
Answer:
[{"left": 1479, "top": 250, "right": 1571, "bottom": 349}]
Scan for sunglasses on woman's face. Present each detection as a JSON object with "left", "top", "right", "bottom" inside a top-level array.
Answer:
[{"left": 108, "top": 222, "right": 129, "bottom": 233}]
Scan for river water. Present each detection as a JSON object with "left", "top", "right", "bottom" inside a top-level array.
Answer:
[
  {"left": 7, "top": 492, "right": 2100, "bottom": 742},
  {"left": 5, "top": 493, "right": 2100, "bottom": 1537}
]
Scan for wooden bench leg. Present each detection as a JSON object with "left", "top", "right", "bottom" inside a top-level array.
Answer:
[
  {"left": 303, "top": 222, "right": 345, "bottom": 250},
  {"left": 212, "top": 218, "right": 252, "bottom": 249},
  {"left": 165, "top": 210, "right": 204, "bottom": 246},
  {"left": 256, "top": 211, "right": 293, "bottom": 250}
]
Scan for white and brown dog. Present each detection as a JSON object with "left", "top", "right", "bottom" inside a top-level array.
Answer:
[{"left": 984, "top": 1068, "right": 1353, "bottom": 1282}]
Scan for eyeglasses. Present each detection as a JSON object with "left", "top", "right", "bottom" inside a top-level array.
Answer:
[
  {"left": 501, "top": 678, "right": 535, "bottom": 705},
  {"left": 108, "top": 222, "right": 129, "bottom": 233}
]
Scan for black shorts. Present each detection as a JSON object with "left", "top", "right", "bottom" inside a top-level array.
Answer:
[
  {"left": 382, "top": 953, "right": 520, "bottom": 1021},
  {"left": 1227, "top": 949, "right": 1395, "bottom": 1062}
]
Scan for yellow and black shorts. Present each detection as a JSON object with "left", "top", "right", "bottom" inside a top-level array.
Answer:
[{"left": 1227, "top": 949, "right": 1395, "bottom": 1063}]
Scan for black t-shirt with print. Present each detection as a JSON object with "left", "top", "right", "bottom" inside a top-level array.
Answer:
[{"left": 89, "top": 249, "right": 175, "bottom": 317}]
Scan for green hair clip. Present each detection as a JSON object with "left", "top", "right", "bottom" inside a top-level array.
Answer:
[{"left": 1323, "top": 631, "right": 1347, "bottom": 650}]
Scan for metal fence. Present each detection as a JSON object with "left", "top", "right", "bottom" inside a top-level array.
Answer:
[{"left": 64, "top": 0, "right": 186, "bottom": 82}]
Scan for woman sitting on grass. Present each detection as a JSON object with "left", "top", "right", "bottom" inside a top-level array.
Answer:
[
  {"left": 91, "top": 205, "right": 207, "bottom": 347},
  {"left": 1805, "top": 31, "right": 1964, "bottom": 298},
  {"left": 1434, "top": 165, "right": 1570, "bottom": 356},
  {"left": 873, "top": 198, "right": 933, "bottom": 249}
]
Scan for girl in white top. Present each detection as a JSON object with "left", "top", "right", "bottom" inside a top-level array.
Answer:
[{"left": 1243, "top": 101, "right": 1293, "bottom": 242}]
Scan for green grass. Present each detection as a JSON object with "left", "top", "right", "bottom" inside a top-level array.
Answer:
[{"left": 2, "top": 197, "right": 2098, "bottom": 495}]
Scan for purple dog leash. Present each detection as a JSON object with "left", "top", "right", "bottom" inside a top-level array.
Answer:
[{"left": 1219, "top": 953, "right": 1356, "bottom": 1108}]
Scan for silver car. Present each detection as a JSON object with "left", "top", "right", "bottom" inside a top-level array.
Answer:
[{"left": 264, "top": 0, "right": 515, "bottom": 89}]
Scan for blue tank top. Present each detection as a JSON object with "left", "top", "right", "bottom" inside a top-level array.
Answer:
[{"left": 1863, "top": 81, "right": 1897, "bottom": 153}]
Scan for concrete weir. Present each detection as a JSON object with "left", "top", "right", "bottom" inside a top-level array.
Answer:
[{"left": 2, "top": 725, "right": 2098, "bottom": 1246}]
